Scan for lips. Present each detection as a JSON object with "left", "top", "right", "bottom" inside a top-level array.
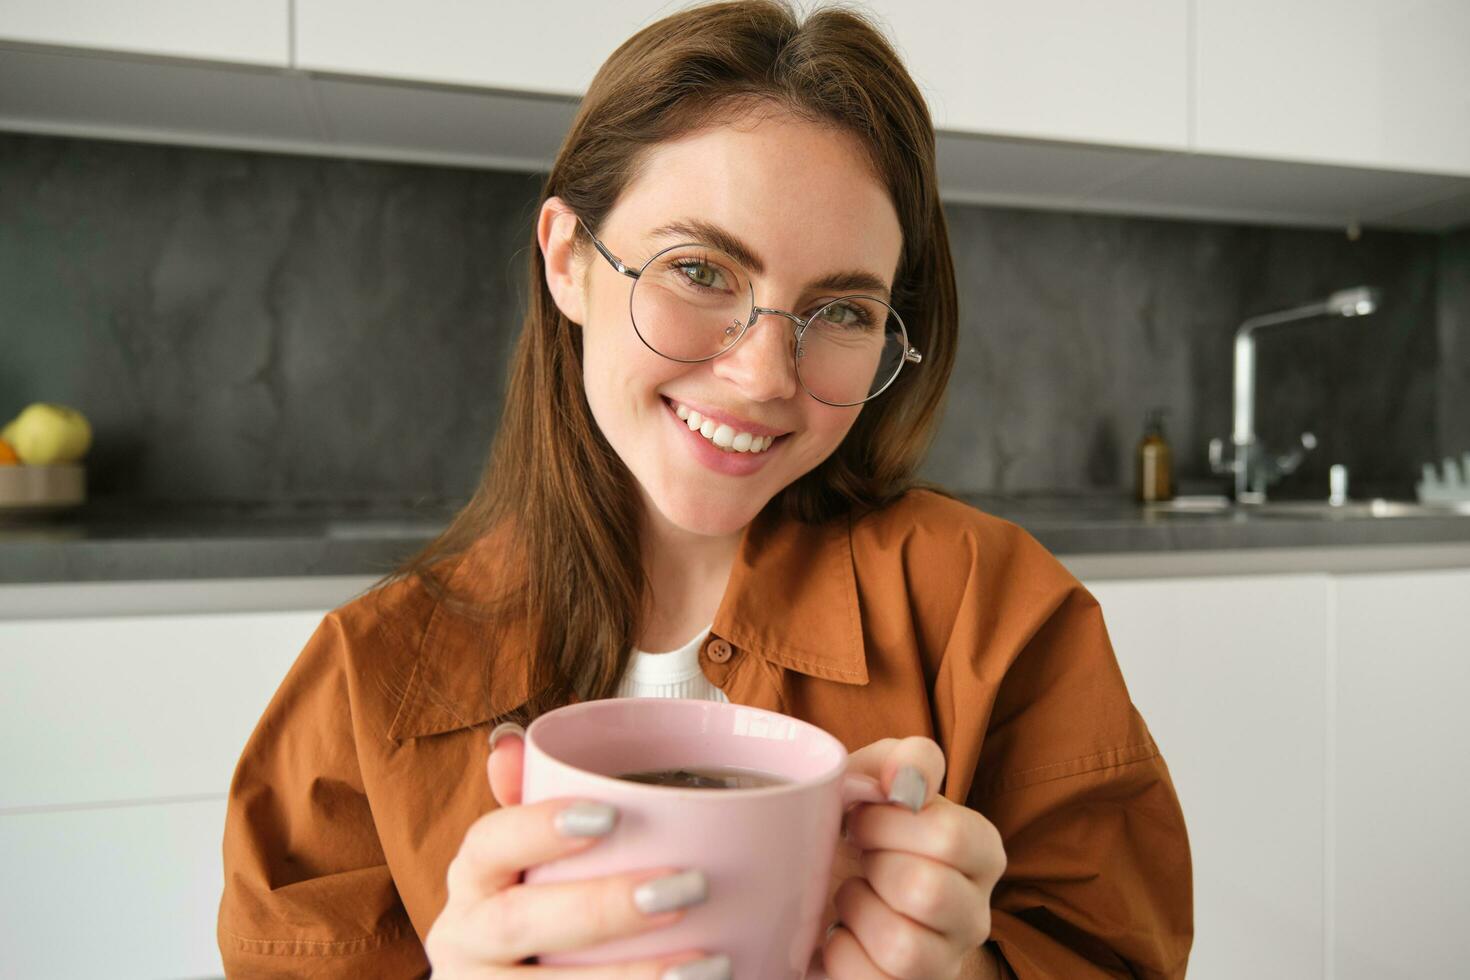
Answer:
[
  {"left": 660, "top": 396, "right": 790, "bottom": 439},
  {"left": 661, "top": 396, "right": 788, "bottom": 476},
  {"left": 664, "top": 399, "right": 778, "bottom": 454}
]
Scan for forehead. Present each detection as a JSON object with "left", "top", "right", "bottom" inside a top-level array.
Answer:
[{"left": 609, "top": 111, "right": 903, "bottom": 277}]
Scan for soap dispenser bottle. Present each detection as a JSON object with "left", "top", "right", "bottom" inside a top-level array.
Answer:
[{"left": 1136, "top": 408, "right": 1174, "bottom": 502}]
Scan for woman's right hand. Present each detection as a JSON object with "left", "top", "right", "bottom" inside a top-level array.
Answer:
[{"left": 424, "top": 722, "right": 731, "bottom": 979}]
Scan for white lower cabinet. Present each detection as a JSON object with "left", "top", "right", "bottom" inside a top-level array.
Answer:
[
  {"left": 1329, "top": 570, "right": 1470, "bottom": 980},
  {"left": 1086, "top": 574, "right": 1332, "bottom": 980},
  {"left": 0, "top": 603, "right": 336, "bottom": 980},
  {"left": 0, "top": 797, "right": 228, "bottom": 980},
  {"left": 0, "top": 610, "right": 323, "bottom": 810},
  {"left": 3, "top": 567, "right": 1467, "bottom": 977},
  {"left": 1087, "top": 566, "right": 1470, "bottom": 979}
]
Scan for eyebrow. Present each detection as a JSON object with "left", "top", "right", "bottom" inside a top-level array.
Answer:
[{"left": 648, "top": 219, "right": 892, "bottom": 300}]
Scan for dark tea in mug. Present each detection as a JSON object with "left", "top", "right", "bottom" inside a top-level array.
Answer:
[{"left": 616, "top": 766, "right": 790, "bottom": 789}]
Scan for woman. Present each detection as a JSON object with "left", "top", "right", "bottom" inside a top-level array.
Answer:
[{"left": 218, "top": 2, "right": 1193, "bottom": 978}]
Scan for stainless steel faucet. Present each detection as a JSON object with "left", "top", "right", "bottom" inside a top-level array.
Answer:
[{"left": 1209, "top": 286, "right": 1381, "bottom": 503}]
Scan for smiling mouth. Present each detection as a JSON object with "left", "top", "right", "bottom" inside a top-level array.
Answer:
[{"left": 661, "top": 396, "right": 791, "bottom": 454}]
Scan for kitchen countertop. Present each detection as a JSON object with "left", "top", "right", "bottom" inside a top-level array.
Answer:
[
  {"left": 0, "top": 498, "right": 459, "bottom": 586},
  {"left": 5, "top": 492, "right": 1470, "bottom": 586}
]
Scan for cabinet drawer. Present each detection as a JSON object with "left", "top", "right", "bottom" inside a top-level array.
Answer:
[
  {"left": 1086, "top": 574, "right": 1330, "bottom": 980},
  {"left": 0, "top": 611, "right": 322, "bottom": 809},
  {"left": 0, "top": 796, "right": 227, "bottom": 979}
]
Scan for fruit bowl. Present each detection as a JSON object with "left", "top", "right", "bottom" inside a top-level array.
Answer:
[{"left": 0, "top": 463, "right": 86, "bottom": 513}]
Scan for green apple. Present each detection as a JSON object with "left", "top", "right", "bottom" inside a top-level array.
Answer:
[{"left": 3, "top": 403, "right": 92, "bottom": 465}]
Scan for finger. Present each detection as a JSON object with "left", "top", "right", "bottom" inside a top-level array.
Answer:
[
  {"left": 488, "top": 722, "right": 527, "bottom": 807},
  {"left": 846, "top": 796, "right": 1006, "bottom": 884},
  {"left": 822, "top": 831, "right": 865, "bottom": 926},
  {"left": 832, "top": 875, "right": 953, "bottom": 980},
  {"left": 805, "top": 942, "right": 830, "bottom": 980},
  {"left": 845, "top": 736, "right": 946, "bottom": 813},
  {"left": 452, "top": 866, "right": 712, "bottom": 963},
  {"left": 447, "top": 797, "right": 618, "bottom": 898},
  {"left": 506, "top": 950, "right": 729, "bottom": 979},
  {"left": 820, "top": 924, "right": 888, "bottom": 980},
  {"left": 859, "top": 849, "right": 990, "bottom": 943}
]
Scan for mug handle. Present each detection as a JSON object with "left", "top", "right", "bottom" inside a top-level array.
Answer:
[
  {"left": 800, "top": 775, "right": 890, "bottom": 980},
  {"left": 840, "top": 773, "right": 887, "bottom": 808}
]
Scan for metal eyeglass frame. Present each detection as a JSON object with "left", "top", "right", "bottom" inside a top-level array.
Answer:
[{"left": 573, "top": 214, "right": 923, "bottom": 407}]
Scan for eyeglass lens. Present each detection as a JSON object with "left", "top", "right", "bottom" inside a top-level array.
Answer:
[{"left": 630, "top": 243, "right": 907, "bottom": 405}]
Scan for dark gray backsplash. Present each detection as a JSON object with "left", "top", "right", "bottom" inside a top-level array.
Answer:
[
  {"left": 2, "top": 133, "right": 540, "bottom": 506},
  {"left": 1440, "top": 228, "right": 1470, "bottom": 461},
  {"left": 932, "top": 205, "right": 1448, "bottom": 499},
  {"left": 2, "top": 132, "right": 1463, "bottom": 505}
]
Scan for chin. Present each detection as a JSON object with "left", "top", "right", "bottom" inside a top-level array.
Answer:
[{"left": 651, "top": 485, "right": 767, "bottom": 538}]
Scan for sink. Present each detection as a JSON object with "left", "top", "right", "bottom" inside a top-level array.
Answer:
[
  {"left": 1144, "top": 497, "right": 1470, "bottom": 519},
  {"left": 1144, "top": 495, "right": 1233, "bottom": 514},
  {"left": 1249, "top": 499, "right": 1470, "bottom": 519}
]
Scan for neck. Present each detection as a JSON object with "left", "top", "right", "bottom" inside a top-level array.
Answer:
[{"left": 637, "top": 499, "right": 744, "bottom": 651}]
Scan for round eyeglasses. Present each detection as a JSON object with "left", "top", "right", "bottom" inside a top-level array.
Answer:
[{"left": 575, "top": 216, "right": 922, "bottom": 406}]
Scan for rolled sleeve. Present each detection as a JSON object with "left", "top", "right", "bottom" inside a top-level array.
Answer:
[
  {"left": 217, "top": 613, "right": 429, "bottom": 978},
  {"left": 971, "top": 585, "right": 1194, "bottom": 979}
]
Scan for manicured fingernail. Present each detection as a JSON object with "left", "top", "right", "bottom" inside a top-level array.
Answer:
[
  {"left": 634, "top": 869, "right": 708, "bottom": 915},
  {"left": 553, "top": 801, "right": 617, "bottom": 837},
  {"left": 662, "top": 954, "right": 731, "bottom": 980},
  {"left": 889, "top": 765, "right": 926, "bottom": 813},
  {"left": 488, "top": 721, "right": 525, "bottom": 750}
]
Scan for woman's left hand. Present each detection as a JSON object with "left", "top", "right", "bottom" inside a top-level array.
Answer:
[{"left": 820, "top": 736, "right": 1007, "bottom": 979}]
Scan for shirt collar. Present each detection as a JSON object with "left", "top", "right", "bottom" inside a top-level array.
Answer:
[{"left": 387, "top": 506, "right": 868, "bottom": 742}]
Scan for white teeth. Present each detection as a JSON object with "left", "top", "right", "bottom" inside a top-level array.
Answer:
[{"left": 669, "top": 400, "right": 780, "bottom": 454}]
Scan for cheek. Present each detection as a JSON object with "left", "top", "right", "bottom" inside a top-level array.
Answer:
[
  {"left": 793, "top": 406, "right": 863, "bottom": 466},
  {"left": 578, "top": 295, "right": 686, "bottom": 428}
]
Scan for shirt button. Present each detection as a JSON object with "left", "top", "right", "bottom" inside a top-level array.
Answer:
[{"left": 705, "top": 638, "right": 733, "bottom": 663}]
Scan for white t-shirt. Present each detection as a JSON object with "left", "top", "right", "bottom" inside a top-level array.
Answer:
[{"left": 615, "top": 623, "right": 730, "bottom": 703}]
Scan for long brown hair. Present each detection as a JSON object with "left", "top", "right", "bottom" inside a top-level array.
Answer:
[{"left": 376, "top": 0, "right": 958, "bottom": 727}]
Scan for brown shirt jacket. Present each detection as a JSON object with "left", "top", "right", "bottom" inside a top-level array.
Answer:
[{"left": 218, "top": 489, "right": 1194, "bottom": 977}]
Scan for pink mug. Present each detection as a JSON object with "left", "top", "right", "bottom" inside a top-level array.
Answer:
[{"left": 520, "top": 697, "right": 887, "bottom": 977}]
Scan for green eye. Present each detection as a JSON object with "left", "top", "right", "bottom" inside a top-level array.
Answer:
[
  {"left": 675, "top": 260, "right": 722, "bottom": 290},
  {"left": 816, "top": 302, "right": 872, "bottom": 329}
]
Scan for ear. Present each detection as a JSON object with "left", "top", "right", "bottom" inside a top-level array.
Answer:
[{"left": 537, "top": 196, "right": 589, "bottom": 327}]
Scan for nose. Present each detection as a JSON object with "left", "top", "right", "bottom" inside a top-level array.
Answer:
[{"left": 709, "top": 308, "right": 800, "bottom": 402}]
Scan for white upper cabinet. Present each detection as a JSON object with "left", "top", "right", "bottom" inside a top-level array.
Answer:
[
  {"left": 2, "top": 0, "right": 1466, "bottom": 226},
  {"left": 294, "top": 0, "right": 659, "bottom": 95},
  {"left": 294, "top": 0, "right": 1190, "bottom": 152},
  {"left": 1194, "top": 0, "right": 1470, "bottom": 176},
  {"left": 862, "top": 0, "right": 1189, "bottom": 151},
  {"left": 0, "top": 0, "right": 289, "bottom": 67}
]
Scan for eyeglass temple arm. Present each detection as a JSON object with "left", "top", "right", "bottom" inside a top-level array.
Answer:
[{"left": 574, "top": 213, "right": 640, "bottom": 280}]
